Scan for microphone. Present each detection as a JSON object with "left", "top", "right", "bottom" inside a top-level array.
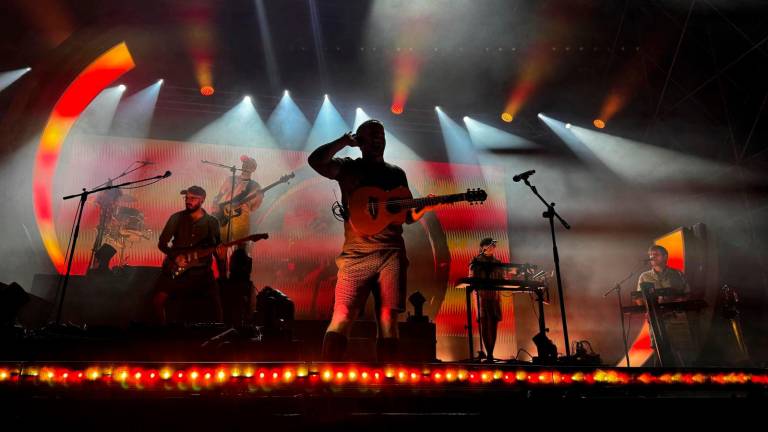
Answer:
[
  {"left": 137, "top": 160, "right": 156, "bottom": 165},
  {"left": 512, "top": 169, "right": 535, "bottom": 182},
  {"left": 163, "top": 171, "right": 172, "bottom": 178}
]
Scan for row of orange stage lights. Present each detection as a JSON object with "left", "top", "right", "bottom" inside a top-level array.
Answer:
[
  {"left": 501, "top": 110, "right": 607, "bottom": 130},
  {"left": 1, "top": 364, "right": 764, "bottom": 390}
]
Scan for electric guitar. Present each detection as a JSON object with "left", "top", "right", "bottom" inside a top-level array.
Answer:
[
  {"left": 214, "top": 172, "right": 295, "bottom": 226},
  {"left": 162, "top": 233, "right": 269, "bottom": 279},
  {"left": 347, "top": 186, "right": 487, "bottom": 235}
]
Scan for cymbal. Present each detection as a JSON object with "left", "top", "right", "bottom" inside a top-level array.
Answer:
[{"left": 116, "top": 195, "right": 137, "bottom": 204}]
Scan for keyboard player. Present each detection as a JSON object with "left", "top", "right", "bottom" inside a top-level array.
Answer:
[
  {"left": 634, "top": 244, "right": 697, "bottom": 365},
  {"left": 468, "top": 237, "right": 508, "bottom": 363},
  {"left": 635, "top": 245, "right": 690, "bottom": 301}
]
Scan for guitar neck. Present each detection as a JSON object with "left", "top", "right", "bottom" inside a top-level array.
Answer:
[
  {"left": 258, "top": 180, "right": 284, "bottom": 195},
  {"left": 396, "top": 193, "right": 469, "bottom": 209},
  {"left": 179, "top": 237, "right": 253, "bottom": 258},
  {"left": 225, "top": 179, "right": 285, "bottom": 207}
]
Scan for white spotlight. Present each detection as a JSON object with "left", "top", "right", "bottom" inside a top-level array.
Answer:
[
  {"left": 537, "top": 113, "right": 544, "bottom": 119},
  {"left": 26, "top": 67, "right": 32, "bottom": 71},
  {"left": 324, "top": 94, "right": 329, "bottom": 100},
  {"left": 244, "top": 95, "right": 251, "bottom": 102},
  {"left": 463, "top": 116, "right": 469, "bottom": 122},
  {"left": 435, "top": 106, "right": 441, "bottom": 111},
  {"left": 118, "top": 84, "right": 126, "bottom": 91},
  {"left": 565, "top": 123, "right": 572, "bottom": 129},
  {"left": 158, "top": 79, "right": 164, "bottom": 84},
  {"left": 356, "top": 107, "right": 362, "bottom": 112},
  {"left": 284, "top": 90, "right": 289, "bottom": 96}
]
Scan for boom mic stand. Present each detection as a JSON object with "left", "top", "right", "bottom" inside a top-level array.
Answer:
[
  {"left": 56, "top": 171, "right": 171, "bottom": 325},
  {"left": 603, "top": 263, "right": 645, "bottom": 367},
  {"left": 518, "top": 176, "right": 573, "bottom": 358}
]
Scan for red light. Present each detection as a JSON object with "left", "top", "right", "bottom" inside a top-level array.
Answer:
[
  {"left": 200, "top": 85, "right": 215, "bottom": 96},
  {"left": 593, "top": 119, "right": 606, "bottom": 129},
  {"left": 391, "top": 104, "right": 404, "bottom": 115}
]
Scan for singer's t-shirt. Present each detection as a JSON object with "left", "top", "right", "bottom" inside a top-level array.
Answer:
[
  {"left": 636, "top": 267, "right": 689, "bottom": 294},
  {"left": 331, "top": 157, "right": 410, "bottom": 253}
]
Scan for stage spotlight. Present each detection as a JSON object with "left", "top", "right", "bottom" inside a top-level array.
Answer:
[
  {"left": 593, "top": 119, "right": 606, "bottom": 129},
  {"left": 1, "top": 67, "right": 34, "bottom": 93},
  {"left": 391, "top": 104, "right": 403, "bottom": 115},
  {"left": 305, "top": 94, "right": 349, "bottom": 151},
  {"left": 158, "top": 79, "right": 164, "bottom": 84},
  {"left": 268, "top": 89, "right": 310, "bottom": 150},
  {"left": 111, "top": 81, "right": 163, "bottom": 138},
  {"left": 324, "top": 94, "right": 329, "bottom": 100},
  {"left": 501, "top": 112, "right": 513, "bottom": 123},
  {"left": 200, "top": 85, "right": 214, "bottom": 96},
  {"left": 244, "top": 95, "right": 251, "bottom": 102},
  {"left": 462, "top": 116, "right": 469, "bottom": 122},
  {"left": 435, "top": 106, "right": 441, "bottom": 111},
  {"left": 436, "top": 107, "right": 476, "bottom": 166},
  {"left": 537, "top": 113, "right": 544, "bottom": 119},
  {"left": 118, "top": 84, "right": 126, "bottom": 91},
  {"left": 565, "top": 123, "right": 572, "bottom": 129}
]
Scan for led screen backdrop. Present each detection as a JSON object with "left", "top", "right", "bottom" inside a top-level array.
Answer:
[{"left": 53, "top": 134, "right": 514, "bottom": 359}]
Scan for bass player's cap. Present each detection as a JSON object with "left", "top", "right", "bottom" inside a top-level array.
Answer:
[
  {"left": 180, "top": 185, "right": 206, "bottom": 198},
  {"left": 480, "top": 237, "right": 497, "bottom": 248}
]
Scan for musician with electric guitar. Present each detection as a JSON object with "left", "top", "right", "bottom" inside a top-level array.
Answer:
[
  {"left": 151, "top": 184, "right": 268, "bottom": 325},
  {"left": 308, "top": 119, "right": 487, "bottom": 361}
]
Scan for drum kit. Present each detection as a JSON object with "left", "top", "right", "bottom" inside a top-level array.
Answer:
[{"left": 93, "top": 193, "right": 152, "bottom": 268}]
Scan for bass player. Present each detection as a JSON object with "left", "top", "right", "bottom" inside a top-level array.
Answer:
[{"left": 152, "top": 185, "right": 227, "bottom": 325}]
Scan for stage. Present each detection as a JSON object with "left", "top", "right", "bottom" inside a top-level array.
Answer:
[{"left": 1, "top": 1, "right": 768, "bottom": 422}]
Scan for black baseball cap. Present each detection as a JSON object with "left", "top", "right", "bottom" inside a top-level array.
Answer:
[
  {"left": 480, "top": 237, "right": 497, "bottom": 248},
  {"left": 180, "top": 185, "right": 206, "bottom": 198}
]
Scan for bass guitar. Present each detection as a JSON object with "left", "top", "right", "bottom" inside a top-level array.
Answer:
[{"left": 163, "top": 233, "right": 269, "bottom": 279}]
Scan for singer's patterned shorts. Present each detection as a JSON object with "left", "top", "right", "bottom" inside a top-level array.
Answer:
[{"left": 333, "top": 249, "right": 409, "bottom": 316}]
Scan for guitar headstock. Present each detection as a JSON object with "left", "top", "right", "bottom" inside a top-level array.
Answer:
[
  {"left": 247, "top": 233, "right": 269, "bottom": 242},
  {"left": 465, "top": 188, "right": 487, "bottom": 204},
  {"left": 279, "top": 172, "right": 296, "bottom": 184}
]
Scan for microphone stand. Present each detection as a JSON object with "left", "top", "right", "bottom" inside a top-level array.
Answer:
[
  {"left": 603, "top": 263, "right": 645, "bottom": 368},
  {"left": 202, "top": 160, "right": 244, "bottom": 244},
  {"left": 56, "top": 172, "right": 170, "bottom": 325},
  {"left": 519, "top": 176, "right": 573, "bottom": 358}
]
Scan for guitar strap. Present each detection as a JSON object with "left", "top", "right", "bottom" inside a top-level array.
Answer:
[{"left": 232, "top": 179, "right": 258, "bottom": 204}]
